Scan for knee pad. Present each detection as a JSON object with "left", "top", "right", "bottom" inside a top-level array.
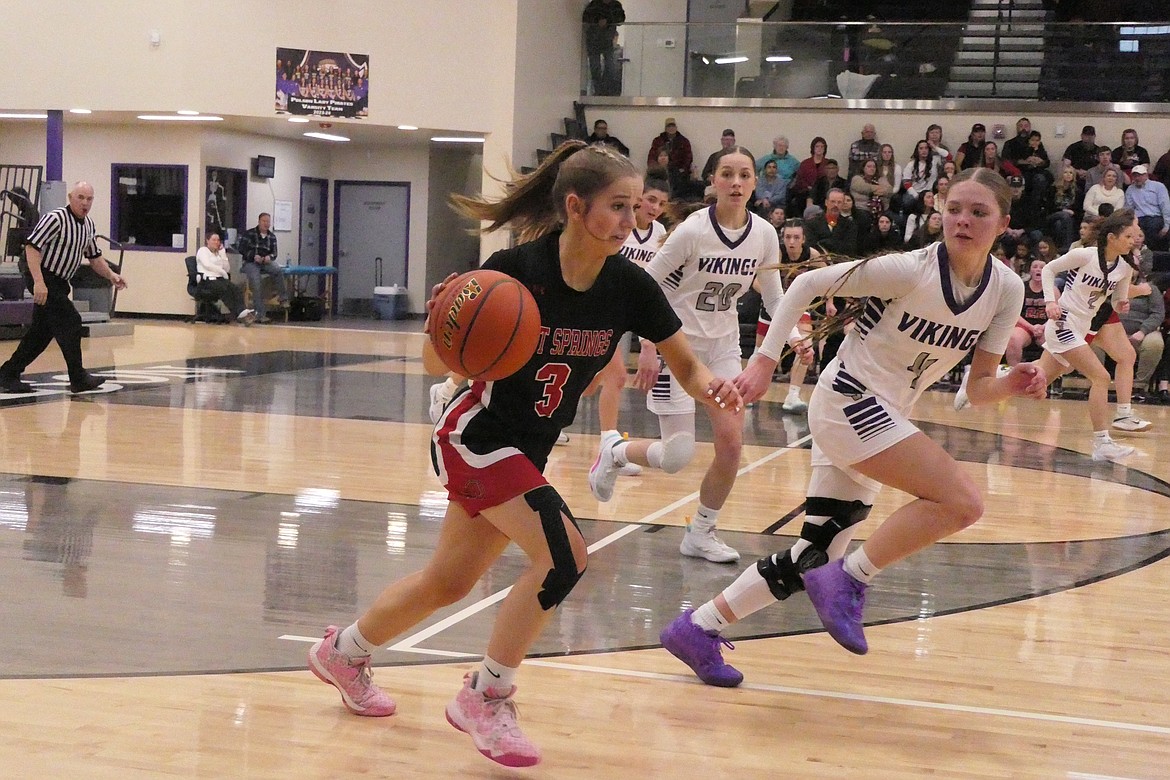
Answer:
[
  {"left": 524, "top": 486, "right": 585, "bottom": 610},
  {"left": 648, "top": 431, "right": 695, "bottom": 473},
  {"left": 801, "top": 497, "right": 872, "bottom": 551},
  {"left": 756, "top": 545, "right": 827, "bottom": 601}
]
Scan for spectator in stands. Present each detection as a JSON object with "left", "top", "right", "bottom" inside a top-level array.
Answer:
[
  {"left": 941, "top": 159, "right": 959, "bottom": 181},
  {"left": 847, "top": 123, "right": 880, "bottom": 179},
  {"left": 790, "top": 136, "right": 828, "bottom": 216},
  {"left": 1085, "top": 145, "right": 1123, "bottom": 190},
  {"left": 702, "top": 129, "right": 749, "bottom": 184},
  {"left": 934, "top": 176, "right": 951, "bottom": 211},
  {"left": 1006, "top": 258, "right": 1049, "bottom": 366},
  {"left": 1000, "top": 175, "right": 1043, "bottom": 257},
  {"left": 876, "top": 143, "right": 898, "bottom": 193},
  {"left": 977, "top": 142, "right": 1020, "bottom": 181},
  {"left": 1062, "top": 125, "right": 1099, "bottom": 179},
  {"left": 1015, "top": 130, "right": 1054, "bottom": 214},
  {"left": 809, "top": 159, "right": 848, "bottom": 210},
  {"left": 1035, "top": 235, "right": 1060, "bottom": 265},
  {"left": 925, "top": 123, "right": 951, "bottom": 166},
  {"left": 903, "top": 190, "right": 938, "bottom": 245},
  {"left": 755, "top": 136, "right": 799, "bottom": 185},
  {"left": 1124, "top": 165, "right": 1170, "bottom": 250},
  {"left": 647, "top": 118, "right": 694, "bottom": 196},
  {"left": 1113, "top": 128, "right": 1150, "bottom": 185},
  {"left": 753, "top": 159, "right": 788, "bottom": 217},
  {"left": 1047, "top": 166, "right": 1081, "bottom": 249},
  {"left": 583, "top": 0, "right": 625, "bottom": 96},
  {"left": 586, "top": 119, "right": 630, "bottom": 157},
  {"left": 767, "top": 205, "right": 786, "bottom": 231},
  {"left": 1001, "top": 118, "right": 1035, "bottom": 173},
  {"left": 1011, "top": 240, "right": 1035, "bottom": 274},
  {"left": 850, "top": 158, "right": 891, "bottom": 218},
  {"left": 805, "top": 188, "right": 857, "bottom": 257},
  {"left": 840, "top": 193, "right": 872, "bottom": 242},
  {"left": 1084, "top": 167, "right": 1126, "bottom": 218},
  {"left": 867, "top": 211, "right": 904, "bottom": 253},
  {"left": 194, "top": 231, "right": 255, "bottom": 325},
  {"left": 908, "top": 210, "right": 943, "bottom": 249},
  {"left": 897, "top": 140, "right": 938, "bottom": 214},
  {"left": 953, "top": 123, "right": 987, "bottom": 170},
  {"left": 1153, "top": 140, "right": 1170, "bottom": 184}
]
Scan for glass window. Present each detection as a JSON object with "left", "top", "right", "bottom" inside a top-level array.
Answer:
[{"left": 110, "top": 164, "right": 188, "bottom": 251}]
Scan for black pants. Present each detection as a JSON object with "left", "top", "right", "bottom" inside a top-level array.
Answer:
[
  {"left": 0, "top": 271, "right": 87, "bottom": 384},
  {"left": 200, "top": 278, "right": 246, "bottom": 317}
]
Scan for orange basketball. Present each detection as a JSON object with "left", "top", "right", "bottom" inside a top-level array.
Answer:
[{"left": 429, "top": 270, "right": 542, "bottom": 381}]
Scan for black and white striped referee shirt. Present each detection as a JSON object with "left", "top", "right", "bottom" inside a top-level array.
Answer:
[{"left": 25, "top": 206, "right": 101, "bottom": 280}]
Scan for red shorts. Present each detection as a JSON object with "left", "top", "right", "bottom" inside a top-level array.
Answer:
[
  {"left": 431, "top": 392, "right": 548, "bottom": 516},
  {"left": 1086, "top": 311, "right": 1121, "bottom": 345}
]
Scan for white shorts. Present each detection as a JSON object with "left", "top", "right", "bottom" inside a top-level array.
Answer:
[
  {"left": 807, "top": 381, "right": 919, "bottom": 494},
  {"left": 648, "top": 334, "right": 741, "bottom": 416},
  {"left": 1042, "top": 315, "right": 1088, "bottom": 367}
]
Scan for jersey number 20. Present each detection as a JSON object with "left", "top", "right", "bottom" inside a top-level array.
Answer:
[{"left": 696, "top": 281, "right": 742, "bottom": 312}]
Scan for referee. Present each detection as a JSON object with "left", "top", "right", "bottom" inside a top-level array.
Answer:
[{"left": 0, "top": 181, "right": 127, "bottom": 394}]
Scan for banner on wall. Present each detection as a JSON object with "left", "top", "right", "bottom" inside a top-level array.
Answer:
[{"left": 276, "top": 48, "right": 369, "bottom": 119}]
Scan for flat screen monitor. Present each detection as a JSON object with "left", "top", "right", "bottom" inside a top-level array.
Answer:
[{"left": 254, "top": 155, "right": 276, "bottom": 178}]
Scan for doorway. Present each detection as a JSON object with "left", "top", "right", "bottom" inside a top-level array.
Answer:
[{"left": 333, "top": 181, "right": 410, "bottom": 316}]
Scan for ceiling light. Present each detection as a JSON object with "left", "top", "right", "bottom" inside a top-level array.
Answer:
[
  {"left": 397, "top": 125, "right": 419, "bottom": 131},
  {"left": 766, "top": 55, "right": 793, "bottom": 63},
  {"left": 303, "top": 131, "right": 350, "bottom": 142},
  {"left": 0, "top": 113, "right": 48, "bottom": 119},
  {"left": 430, "top": 136, "right": 485, "bottom": 143},
  {"left": 177, "top": 110, "right": 200, "bottom": 116},
  {"left": 137, "top": 114, "right": 224, "bottom": 121},
  {"left": 69, "top": 108, "right": 93, "bottom": 114},
  {"left": 714, "top": 55, "right": 748, "bottom": 65},
  {"left": 287, "top": 117, "right": 310, "bottom": 123}
]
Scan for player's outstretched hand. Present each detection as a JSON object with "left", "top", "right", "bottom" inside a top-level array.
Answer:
[
  {"left": 705, "top": 377, "right": 743, "bottom": 414},
  {"left": 733, "top": 355, "right": 775, "bottom": 405},
  {"left": 423, "top": 273, "right": 460, "bottom": 334},
  {"left": 633, "top": 341, "right": 659, "bottom": 393},
  {"left": 1004, "top": 363, "right": 1047, "bottom": 400}
]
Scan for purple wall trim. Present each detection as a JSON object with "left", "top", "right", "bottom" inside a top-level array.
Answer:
[{"left": 46, "top": 110, "right": 64, "bottom": 181}]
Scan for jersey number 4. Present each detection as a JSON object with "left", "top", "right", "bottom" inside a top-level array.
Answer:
[
  {"left": 534, "top": 363, "right": 571, "bottom": 417},
  {"left": 696, "top": 281, "right": 742, "bottom": 312}
]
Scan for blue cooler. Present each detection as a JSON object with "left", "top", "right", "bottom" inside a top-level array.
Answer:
[{"left": 373, "top": 286, "right": 409, "bottom": 320}]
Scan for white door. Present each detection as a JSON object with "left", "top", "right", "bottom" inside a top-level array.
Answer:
[{"left": 335, "top": 181, "right": 409, "bottom": 314}]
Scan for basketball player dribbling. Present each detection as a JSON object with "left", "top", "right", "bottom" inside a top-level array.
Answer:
[
  {"left": 308, "top": 141, "right": 742, "bottom": 767},
  {"left": 658, "top": 168, "right": 1048, "bottom": 684}
]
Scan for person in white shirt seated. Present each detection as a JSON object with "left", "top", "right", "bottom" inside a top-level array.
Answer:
[{"left": 195, "top": 231, "right": 255, "bottom": 324}]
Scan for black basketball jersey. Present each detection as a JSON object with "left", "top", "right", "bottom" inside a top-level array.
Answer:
[
  {"left": 464, "top": 231, "right": 681, "bottom": 468},
  {"left": 1021, "top": 283, "right": 1047, "bottom": 326}
]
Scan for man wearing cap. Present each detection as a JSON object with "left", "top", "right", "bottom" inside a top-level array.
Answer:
[
  {"left": 1124, "top": 165, "right": 1170, "bottom": 250},
  {"left": 1062, "top": 125, "right": 1100, "bottom": 177},
  {"left": 700, "top": 128, "right": 751, "bottom": 183},
  {"left": 647, "top": 118, "right": 693, "bottom": 192},
  {"left": 954, "top": 123, "right": 987, "bottom": 171},
  {"left": 847, "top": 123, "right": 880, "bottom": 179}
]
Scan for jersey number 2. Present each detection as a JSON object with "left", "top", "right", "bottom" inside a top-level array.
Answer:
[
  {"left": 696, "top": 281, "right": 742, "bottom": 312},
  {"left": 534, "top": 363, "right": 571, "bottom": 417}
]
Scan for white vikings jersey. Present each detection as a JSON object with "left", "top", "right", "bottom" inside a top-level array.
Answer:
[
  {"left": 759, "top": 243, "right": 1023, "bottom": 414},
  {"left": 645, "top": 206, "right": 782, "bottom": 342},
  {"left": 1041, "top": 246, "right": 1131, "bottom": 330},
  {"left": 619, "top": 220, "right": 666, "bottom": 266}
]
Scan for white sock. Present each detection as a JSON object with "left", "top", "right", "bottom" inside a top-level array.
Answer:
[
  {"left": 611, "top": 440, "right": 629, "bottom": 466},
  {"left": 474, "top": 655, "right": 518, "bottom": 693},
  {"left": 1093, "top": 430, "right": 1111, "bottom": 444},
  {"left": 336, "top": 622, "right": 377, "bottom": 658},
  {"left": 689, "top": 503, "right": 719, "bottom": 534},
  {"left": 843, "top": 547, "right": 880, "bottom": 584},
  {"left": 691, "top": 601, "right": 731, "bottom": 634},
  {"left": 441, "top": 377, "right": 459, "bottom": 396},
  {"left": 1115, "top": 404, "right": 1132, "bottom": 419},
  {"left": 786, "top": 385, "right": 801, "bottom": 400}
]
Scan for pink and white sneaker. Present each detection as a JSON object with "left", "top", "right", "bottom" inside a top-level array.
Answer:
[
  {"left": 308, "top": 626, "right": 396, "bottom": 716},
  {"left": 445, "top": 672, "right": 541, "bottom": 767}
]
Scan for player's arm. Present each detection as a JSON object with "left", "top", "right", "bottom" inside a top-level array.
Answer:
[
  {"left": 1041, "top": 250, "right": 1083, "bottom": 318},
  {"left": 655, "top": 330, "right": 741, "bottom": 413}
]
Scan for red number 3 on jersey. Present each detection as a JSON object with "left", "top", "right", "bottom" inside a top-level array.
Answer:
[{"left": 534, "top": 363, "right": 571, "bottom": 417}]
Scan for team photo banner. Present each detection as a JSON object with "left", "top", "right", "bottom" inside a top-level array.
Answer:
[{"left": 276, "top": 48, "right": 369, "bottom": 119}]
